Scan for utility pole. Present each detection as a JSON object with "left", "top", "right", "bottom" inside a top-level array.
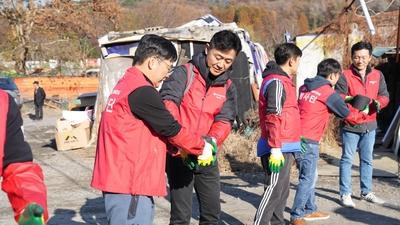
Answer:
[{"left": 359, "top": 0, "right": 376, "bottom": 35}]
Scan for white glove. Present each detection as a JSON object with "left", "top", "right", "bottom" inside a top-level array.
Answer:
[{"left": 198, "top": 140, "right": 213, "bottom": 161}]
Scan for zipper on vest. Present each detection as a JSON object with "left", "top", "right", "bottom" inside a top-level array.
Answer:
[{"left": 196, "top": 94, "right": 206, "bottom": 131}]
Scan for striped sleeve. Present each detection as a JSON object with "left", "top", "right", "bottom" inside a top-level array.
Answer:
[{"left": 263, "top": 79, "right": 286, "bottom": 115}]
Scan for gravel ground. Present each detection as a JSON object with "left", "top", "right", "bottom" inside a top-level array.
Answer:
[{"left": 0, "top": 107, "right": 399, "bottom": 225}]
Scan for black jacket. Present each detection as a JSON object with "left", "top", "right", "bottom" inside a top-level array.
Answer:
[
  {"left": 34, "top": 87, "right": 46, "bottom": 106},
  {"left": 3, "top": 94, "right": 32, "bottom": 169},
  {"left": 261, "top": 61, "right": 288, "bottom": 115},
  {"left": 160, "top": 52, "right": 238, "bottom": 124}
]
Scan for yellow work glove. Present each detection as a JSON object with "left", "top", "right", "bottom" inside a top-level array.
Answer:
[
  {"left": 269, "top": 148, "right": 285, "bottom": 173},
  {"left": 197, "top": 138, "right": 217, "bottom": 167}
]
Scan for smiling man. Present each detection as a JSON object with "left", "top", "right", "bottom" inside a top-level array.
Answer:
[
  {"left": 160, "top": 30, "right": 241, "bottom": 225},
  {"left": 91, "top": 34, "right": 215, "bottom": 225},
  {"left": 335, "top": 41, "right": 389, "bottom": 208}
]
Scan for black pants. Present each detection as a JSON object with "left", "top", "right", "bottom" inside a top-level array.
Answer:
[
  {"left": 253, "top": 153, "right": 294, "bottom": 225},
  {"left": 167, "top": 154, "right": 220, "bottom": 225},
  {"left": 35, "top": 104, "right": 43, "bottom": 119}
]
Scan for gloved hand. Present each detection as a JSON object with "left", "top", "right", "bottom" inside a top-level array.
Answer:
[
  {"left": 18, "top": 203, "right": 45, "bottom": 225},
  {"left": 180, "top": 138, "right": 218, "bottom": 170},
  {"left": 345, "top": 95, "right": 354, "bottom": 103},
  {"left": 300, "top": 137, "right": 307, "bottom": 154},
  {"left": 198, "top": 138, "right": 217, "bottom": 167},
  {"left": 373, "top": 99, "right": 381, "bottom": 113},
  {"left": 180, "top": 150, "right": 198, "bottom": 170},
  {"left": 269, "top": 148, "right": 285, "bottom": 173},
  {"left": 361, "top": 104, "right": 369, "bottom": 114}
]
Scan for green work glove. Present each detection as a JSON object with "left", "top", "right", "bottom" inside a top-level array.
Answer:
[
  {"left": 351, "top": 124, "right": 362, "bottom": 129},
  {"left": 180, "top": 150, "right": 198, "bottom": 170},
  {"left": 373, "top": 99, "right": 381, "bottom": 113},
  {"left": 18, "top": 203, "right": 45, "bottom": 225},
  {"left": 300, "top": 137, "right": 307, "bottom": 154},
  {"left": 361, "top": 104, "right": 369, "bottom": 114},
  {"left": 269, "top": 148, "right": 285, "bottom": 173},
  {"left": 345, "top": 95, "right": 354, "bottom": 103},
  {"left": 198, "top": 138, "right": 217, "bottom": 167},
  {"left": 180, "top": 138, "right": 218, "bottom": 170}
]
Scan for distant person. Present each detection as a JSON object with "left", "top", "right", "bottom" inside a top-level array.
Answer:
[
  {"left": 91, "top": 34, "right": 214, "bottom": 225},
  {"left": 160, "top": 30, "right": 241, "bottom": 225},
  {"left": 336, "top": 41, "right": 389, "bottom": 208},
  {"left": 0, "top": 89, "right": 48, "bottom": 224},
  {"left": 290, "top": 59, "right": 368, "bottom": 225},
  {"left": 253, "top": 43, "right": 302, "bottom": 225},
  {"left": 33, "top": 81, "right": 46, "bottom": 120}
]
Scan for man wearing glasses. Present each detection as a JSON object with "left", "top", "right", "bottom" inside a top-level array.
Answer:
[
  {"left": 336, "top": 41, "right": 389, "bottom": 208},
  {"left": 91, "top": 34, "right": 214, "bottom": 225}
]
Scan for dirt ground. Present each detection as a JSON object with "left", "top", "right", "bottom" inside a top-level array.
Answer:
[{"left": 0, "top": 106, "right": 399, "bottom": 225}]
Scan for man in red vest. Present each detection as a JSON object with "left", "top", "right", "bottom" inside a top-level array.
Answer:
[
  {"left": 0, "top": 89, "right": 48, "bottom": 223},
  {"left": 336, "top": 41, "right": 389, "bottom": 207},
  {"left": 91, "top": 34, "right": 214, "bottom": 225},
  {"left": 160, "top": 30, "right": 241, "bottom": 225},
  {"left": 253, "top": 43, "right": 302, "bottom": 225},
  {"left": 290, "top": 59, "right": 367, "bottom": 225}
]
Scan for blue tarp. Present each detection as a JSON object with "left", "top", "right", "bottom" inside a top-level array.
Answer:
[{"left": 372, "top": 47, "right": 396, "bottom": 57}]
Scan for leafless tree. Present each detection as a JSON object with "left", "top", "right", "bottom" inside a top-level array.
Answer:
[{"left": 0, "top": 0, "right": 39, "bottom": 74}]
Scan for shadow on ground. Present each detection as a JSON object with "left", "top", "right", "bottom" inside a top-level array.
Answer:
[
  {"left": 47, "top": 198, "right": 107, "bottom": 225},
  {"left": 28, "top": 113, "right": 37, "bottom": 120},
  {"left": 335, "top": 207, "right": 400, "bottom": 225},
  {"left": 42, "top": 138, "right": 57, "bottom": 150}
]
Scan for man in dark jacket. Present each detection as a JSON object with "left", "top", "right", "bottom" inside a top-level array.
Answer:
[
  {"left": 0, "top": 89, "right": 48, "bottom": 223},
  {"left": 253, "top": 43, "right": 302, "bottom": 225},
  {"left": 290, "top": 59, "right": 367, "bottom": 225},
  {"left": 160, "top": 30, "right": 241, "bottom": 225},
  {"left": 336, "top": 41, "right": 389, "bottom": 207},
  {"left": 33, "top": 81, "right": 46, "bottom": 120}
]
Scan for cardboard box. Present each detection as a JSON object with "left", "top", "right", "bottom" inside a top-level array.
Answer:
[
  {"left": 55, "top": 119, "right": 91, "bottom": 151},
  {"left": 56, "top": 119, "right": 73, "bottom": 131}
]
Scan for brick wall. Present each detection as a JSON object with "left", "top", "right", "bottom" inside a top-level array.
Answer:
[{"left": 15, "top": 76, "right": 99, "bottom": 100}]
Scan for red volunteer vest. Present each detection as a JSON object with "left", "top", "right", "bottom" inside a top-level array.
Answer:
[
  {"left": 259, "top": 74, "right": 301, "bottom": 146},
  {"left": 91, "top": 67, "right": 168, "bottom": 196},
  {"left": 0, "top": 90, "right": 9, "bottom": 176},
  {"left": 298, "top": 84, "right": 334, "bottom": 142},
  {"left": 179, "top": 65, "right": 231, "bottom": 138},
  {"left": 343, "top": 68, "right": 382, "bottom": 123}
]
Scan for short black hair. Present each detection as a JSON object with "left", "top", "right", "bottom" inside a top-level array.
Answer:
[
  {"left": 317, "top": 58, "right": 342, "bottom": 78},
  {"left": 33, "top": 81, "right": 39, "bottom": 85},
  {"left": 133, "top": 34, "right": 177, "bottom": 65},
  {"left": 209, "top": 30, "right": 242, "bottom": 54},
  {"left": 274, "top": 43, "right": 302, "bottom": 65},
  {"left": 351, "top": 41, "right": 372, "bottom": 56}
]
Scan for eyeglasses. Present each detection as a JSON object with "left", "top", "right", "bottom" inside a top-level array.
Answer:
[
  {"left": 157, "top": 58, "right": 174, "bottom": 73},
  {"left": 352, "top": 56, "right": 370, "bottom": 61}
]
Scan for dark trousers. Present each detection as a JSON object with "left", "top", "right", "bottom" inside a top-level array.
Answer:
[
  {"left": 35, "top": 104, "right": 43, "bottom": 119},
  {"left": 254, "top": 153, "right": 294, "bottom": 225},
  {"left": 167, "top": 154, "right": 220, "bottom": 225}
]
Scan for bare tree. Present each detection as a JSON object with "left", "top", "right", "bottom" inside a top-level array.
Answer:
[
  {"left": 0, "top": 0, "right": 39, "bottom": 74},
  {"left": 36, "top": 0, "right": 121, "bottom": 66},
  {"left": 0, "top": 0, "right": 122, "bottom": 75}
]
